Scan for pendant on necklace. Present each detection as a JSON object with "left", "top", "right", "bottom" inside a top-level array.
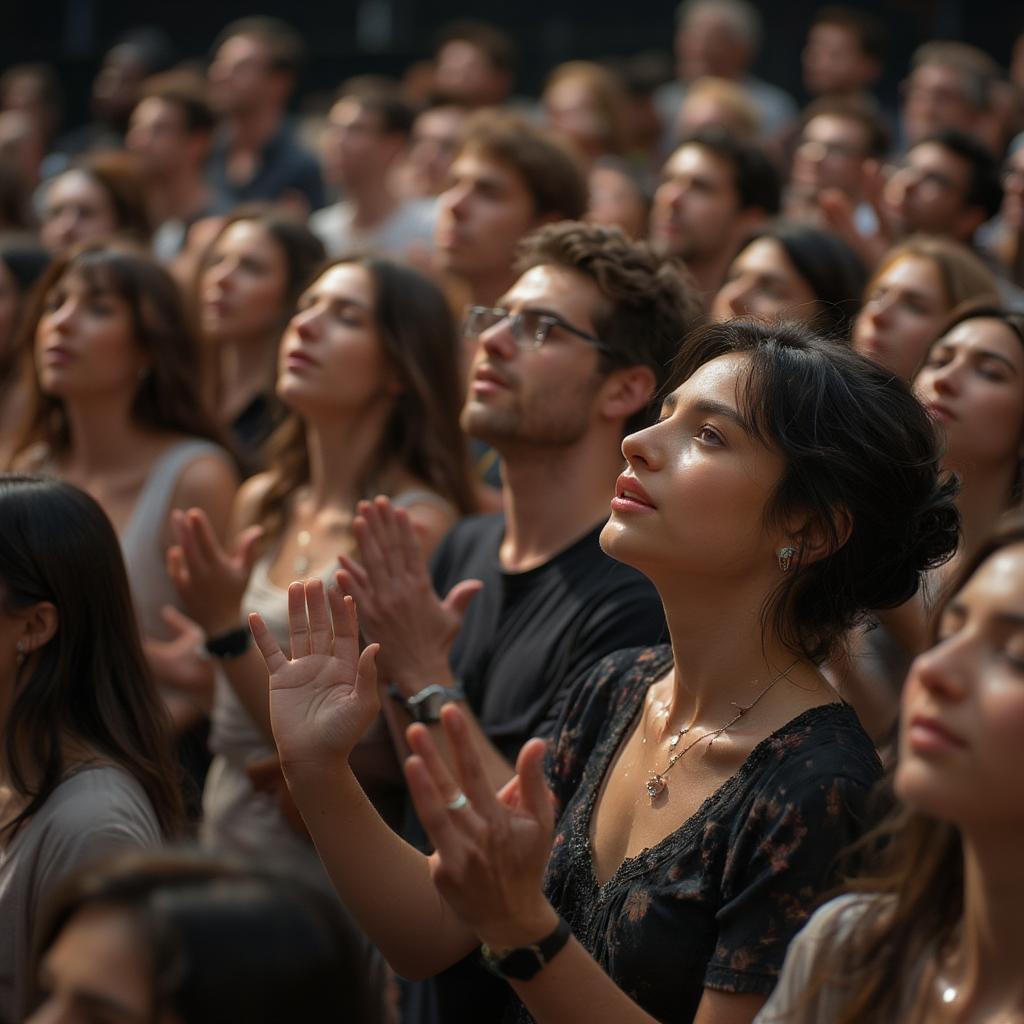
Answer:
[{"left": 646, "top": 774, "right": 667, "bottom": 799}]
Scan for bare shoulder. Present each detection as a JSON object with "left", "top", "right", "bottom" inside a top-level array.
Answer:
[
  {"left": 230, "top": 471, "right": 278, "bottom": 531},
  {"left": 172, "top": 451, "right": 240, "bottom": 508}
]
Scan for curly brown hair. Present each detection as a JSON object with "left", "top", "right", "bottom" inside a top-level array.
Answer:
[{"left": 514, "top": 221, "right": 704, "bottom": 432}]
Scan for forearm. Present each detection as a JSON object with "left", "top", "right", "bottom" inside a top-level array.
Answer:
[
  {"left": 219, "top": 648, "right": 275, "bottom": 742},
  {"left": 286, "top": 759, "right": 479, "bottom": 978}
]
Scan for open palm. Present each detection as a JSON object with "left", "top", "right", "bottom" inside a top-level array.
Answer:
[{"left": 250, "top": 580, "right": 380, "bottom": 771}]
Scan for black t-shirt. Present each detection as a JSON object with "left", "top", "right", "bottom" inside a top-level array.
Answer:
[{"left": 412, "top": 514, "right": 667, "bottom": 1024}]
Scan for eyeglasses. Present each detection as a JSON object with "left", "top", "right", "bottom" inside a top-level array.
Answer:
[{"left": 463, "top": 305, "right": 611, "bottom": 353}]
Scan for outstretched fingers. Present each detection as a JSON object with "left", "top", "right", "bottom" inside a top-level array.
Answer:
[
  {"left": 440, "top": 705, "right": 501, "bottom": 819},
  {"left": 287, "top": 581, "right": 313, "bottom": 658},
  {"left": 249, "top": 612, "right": 288, "bottom": 674},
  {"left": 514, "top": 739, "right": 556, "bottom": 832},
  {"left": 304, "top": 579, "right": 333, "bottom": 654}
]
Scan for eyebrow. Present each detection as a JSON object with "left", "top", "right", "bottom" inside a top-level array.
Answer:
[
  {"left": 933, "top": 342, "right": 1021, "bottom": 374},
  {"left": 942, "top": 602, "right": 1024, "bottom": 630},
  {"left": 662, "top": 394, "right": 755, "bottom": 435}
]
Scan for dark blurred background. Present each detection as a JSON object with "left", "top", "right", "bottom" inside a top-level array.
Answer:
[{"left": 5, "top": 0, "right": 1020, "bottom": 127}]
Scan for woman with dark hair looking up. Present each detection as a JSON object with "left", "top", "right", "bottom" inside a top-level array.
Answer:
[
  {"left": 170, "top": 255, "right": 473, "bottom": 871},
  {"left": 0, "top": 476, "right": 182, "bottom": 1022},
  {"left": 253, "top": 319, "right": 958, "bottom": 1024}
]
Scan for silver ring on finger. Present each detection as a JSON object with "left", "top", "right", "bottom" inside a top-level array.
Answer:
[{"left": 446, "top": 791, "right": 469, "bottom": 812}]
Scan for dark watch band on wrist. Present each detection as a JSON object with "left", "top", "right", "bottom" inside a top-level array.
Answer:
[
  {"left": 480, "top": 918, "right": 571, "bottom": 981},
  {"left": 204, "top": 625, "right": 252, "bottom": 660},
  {"left": 387, "top": 682, "right": 466, "bottom": 724}
]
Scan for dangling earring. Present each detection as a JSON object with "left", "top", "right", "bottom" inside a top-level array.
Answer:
[
  {"left": 778, "top": 547, "right": 797, "bottom": 573},
  {"left": 15, "top": 640, "right": 25, "bottom": 666}
]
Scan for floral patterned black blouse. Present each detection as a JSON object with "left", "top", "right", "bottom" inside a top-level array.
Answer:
[{"left": 513, "top": 645, "right": 882, "bottom": 1024}]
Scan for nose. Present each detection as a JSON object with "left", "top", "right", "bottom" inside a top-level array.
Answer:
[
  {"left": 621, "top": 420, "right": 663, "bottom": 470},
  {"left": 929, "top": 355, "right": 964, "bottom": 395},
  {"left": 723, "top": 279, "right": 753, "bottom": 317},
  {"left": 868, "top": 292, "right": 895, "bottom": 328},
  {"left": 292, "top": 304, "right": 322, "bottom": 341},
  {"left": 207, "top": 257, "right": 236, "bottom": 290},
  {"left": 441, "top": 181, "right": 471, "bottom": 219},
  {"left": 908, "top": 632, "right": 970, "bottom": 704},
  {"left": 46, "top": 296, "right": 76, "bottom": 334},
  {"left": 478, "top": 314, "right": 518, "bottom": 360}
]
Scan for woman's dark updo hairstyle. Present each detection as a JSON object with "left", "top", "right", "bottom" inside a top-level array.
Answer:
[
  {"left": 35, "top": 852, "right": 388, "bottom": 1024},
  {"left": 670, "top": 319, "right": 960, "bottom": 662},
  {"left": 743, "top": 221, "right": 868, "bottom": 338}
]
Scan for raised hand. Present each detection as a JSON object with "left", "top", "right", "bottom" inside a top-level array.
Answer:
[
  {"left": 404, "top": 705, "right": 560, "bottom": 950},
  {"left": 251, "top": 579, "right": 380, "bottom": 772},
  {"left": 167, "top": 507, "right": 264, "bottom": 635},
  {"left": 143, "top": 605, "right": 215, "bottom": 703},
  {"left": 335, "top": 496, "right": 482, "bottom": 694}
]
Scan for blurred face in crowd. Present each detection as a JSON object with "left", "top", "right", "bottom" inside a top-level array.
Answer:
[
  {"left": 1000, "top": 146, "right": 1024, "bottom": 232},
  {"left": 322, "top": 97, "right": 404, "bottom": 193},
  {"left": 650, "top": 144, "right": 747, "bottom": 265},
  {"left": 208, "top": 34, "right": 284, "bottom": 117},
  {"left": 802, "top": 23, "right": 878, "bottom": 97},
  {"left": 92, "top": 44, "right": 149, "bottom": 124},
  {"left": 29, "top": 905, "right": 169, "bottom": 1024},
  {"left": 884, "top": 143, "right": 982, "bottom": 243},
  {"left": 403, "top": 105, "right": 467, "bottom": 197},
  {"left": 434, "top": 41, "right": 509, "bottom": 108},
  {"left": 710, "top": 237, "right": 820, "bottom": 325},
  {"left": 791, "top": 114, "right": 872, "bottom": 201},
  {"left": 587, "top": 164, "right": 648, "bottom": 240},
  {"left": 852, "top": 254, "right": 950, "bottom": 380},
  {"left": 676, "top": 9, "right": 751, "bottom": 82},
  {"left": 896, "top": 542, "right": 1024, "bottom": 831},
  {"left": 914, "top": 317, "right": 1024, "bottom": 475},
  {"left": 126, "top": 97, "right": 203, "bottom": 180},
  {"left": 199, "top": 220, "right": 290, "bottom": 344},
  {"left": 35, "top": 270, "right": 148, "bottom": 404},
  {"left": 543, "top": 75, "right": 606, "bottom": 156},
  {"left": 435, "top": 149, "right": 539, "bottom": 287},
  {"left": 902, "top": 63, "right": 979, "bottom": 148},
  {"left": 40, "top": 171, "right": 119, "bottom": 254}
]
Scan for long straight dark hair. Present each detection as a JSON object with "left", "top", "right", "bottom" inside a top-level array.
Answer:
[
  {"left": 0, "top": 475, "right": 183, "bottom": 838},
  {"left": 788, "top": 513, "right": 1024, "bottom": 1022}
]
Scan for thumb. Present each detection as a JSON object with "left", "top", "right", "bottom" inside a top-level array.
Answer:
[
  {"left": 442, "top": 579, "right": 484, "bottom": 620},
  {"left": 234, "top": 525, "right": 266, "bottom": 570},
  {"left": 159, "top": 604, "right": 200, "bottom": 638},
  {"left": 515, "top": 738, "right": 555, "bottom": 831},
  {"left": 355, "top": 643, "right": 381, "bottom": 712}
]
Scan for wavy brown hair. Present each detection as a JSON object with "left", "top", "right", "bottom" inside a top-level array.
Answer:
[
  {"left": 255, "top": 257, "right": 475, "bottom": 545},
  {"left": 784, "top": 513, "right": 1024, "bottom": 1022},
  {"left": 0, "top": 476, "right": 184, "bottom": 839},
  {"left": 13, "top": 245, "right": 223, "bottom": 459}
]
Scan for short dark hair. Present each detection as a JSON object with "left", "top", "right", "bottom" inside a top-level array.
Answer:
[
  {"left": 910, "top": 41, "right": 1000, "bottom": 112},
  {"left": 35, "top": 852, "right": 386, "bottom": 1023},
  {"left": 434, "top": 19, "right": 517, "bottom": 74},
  {"left": 459, "top": 111, "right": 588, "bottom": 222},
  {"left": 741, "top": 222, "right": 868, "bottom": 338},
  {"left": 515, "top": 221, "right": 705, "bottom": 432},
  {"left": 669, "top": 320, "right": 960, "bottom": 663},
  {"left": 338, "top": 89, "right": 416, "bottom": 138},
  {"left": 139, "top": 72, "right": 216, "bottom": 135},
  {"left": 916, "top": 128, "right": 1003, "bottom": 222},
  {"left": 801, "top": 95, "right": 891, "bottom": 160},
  {"left": 213, "top": 16, "right": 306, "bottom": 76},
  {"left": 678, "top": 127, "right": 781, "bottom": 215},
  {"left": 60, "top": 151, "right": 152, "bottom": 242},
  {"left": 811, "top": 6, "right": 887, "bottom": 63}
]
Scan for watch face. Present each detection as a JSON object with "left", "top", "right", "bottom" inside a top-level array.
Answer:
[{"left": 421, "top": 691, "right": 446, "bottom": 719}]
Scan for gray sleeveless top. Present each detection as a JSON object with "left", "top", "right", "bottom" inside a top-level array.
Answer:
[{"left": 119, "top": 439, "right": 233, "bottom": 640}]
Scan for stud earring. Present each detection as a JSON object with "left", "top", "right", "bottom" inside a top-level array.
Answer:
[
  {"left": 15, "top": 640, "right": 25, "bottom": 666},
  {"left": 778, "top": 547, "right": 797, "bottom": 573}
]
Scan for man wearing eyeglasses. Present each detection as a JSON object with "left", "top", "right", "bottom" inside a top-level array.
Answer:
[{"left": 342, "top": 221, "right": 702, "bottom": 1023}]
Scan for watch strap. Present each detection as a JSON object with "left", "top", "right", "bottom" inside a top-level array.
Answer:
[
  {"left": 390, "top": 682, "right": 466, "bottom": 723},
  {"left": 204, "top": 625, "right": 252, "bottom": 660},
  {"left": 480, "top": 918, "right": 571, "bottom": 981}
]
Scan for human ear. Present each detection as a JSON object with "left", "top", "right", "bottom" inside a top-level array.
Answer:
[
  {"left": 783, "top": 505, "right": 853, "bottom": 567},
  {"left": 598, "top": 365, "right": 659, "bottom": 423},
  {"left": 16, "top": 600, "right": 58, "bottom": 656}
]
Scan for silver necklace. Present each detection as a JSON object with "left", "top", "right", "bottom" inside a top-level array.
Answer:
[{"left": 645, "top": 660, "right": 799, "bottom": 801}]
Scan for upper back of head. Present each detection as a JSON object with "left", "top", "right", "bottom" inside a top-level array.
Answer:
[
  {"left": 138, "top": 71, "right": 216, "bottom": 135},
  {"left": 914, "top": 128, "right": 1003, "bottom": 222},
  {"left": 337, "top": 86, "right": 415, "bottom": 140},
  {"left": 35, "top": 850, "right": 382, "bottom": 1024},
  {"left": 811, "top": 5, "right": 887, "bottom": 64},
  {"left": 911, "top": 41, "right": 1001, "bottom": 113},
  {"left": 0, "top": 475, "right": 182, "bottom": 838},
  {"left": 677, "top": 0, "right": 762, "bottom": 51},
  {"left": 678, "top": 127, "right": 781, "bottom": 214},
  {"left": 515, "top": 221, "right": 704, "bottom": 431},
  {"left": 458, "top": 110, "right": 588, "bottom": 222},
  {"left": 670, "top": 319, "right": 959, "bottom": 662}
]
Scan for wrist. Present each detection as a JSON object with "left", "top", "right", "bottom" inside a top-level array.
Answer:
[{"left": 477, "top": 902, "right": 561, "bottom": 954}]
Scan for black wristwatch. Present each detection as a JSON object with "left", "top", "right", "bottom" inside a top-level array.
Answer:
[
  {"left": 480, "top": 919, "right": 571, "bottom": 980},
  {"left": 204, "top": 625, "right": 252, "bottom": 660},
  {"left": 388, "top": 682, "right": 466, "bottom": 724}
]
